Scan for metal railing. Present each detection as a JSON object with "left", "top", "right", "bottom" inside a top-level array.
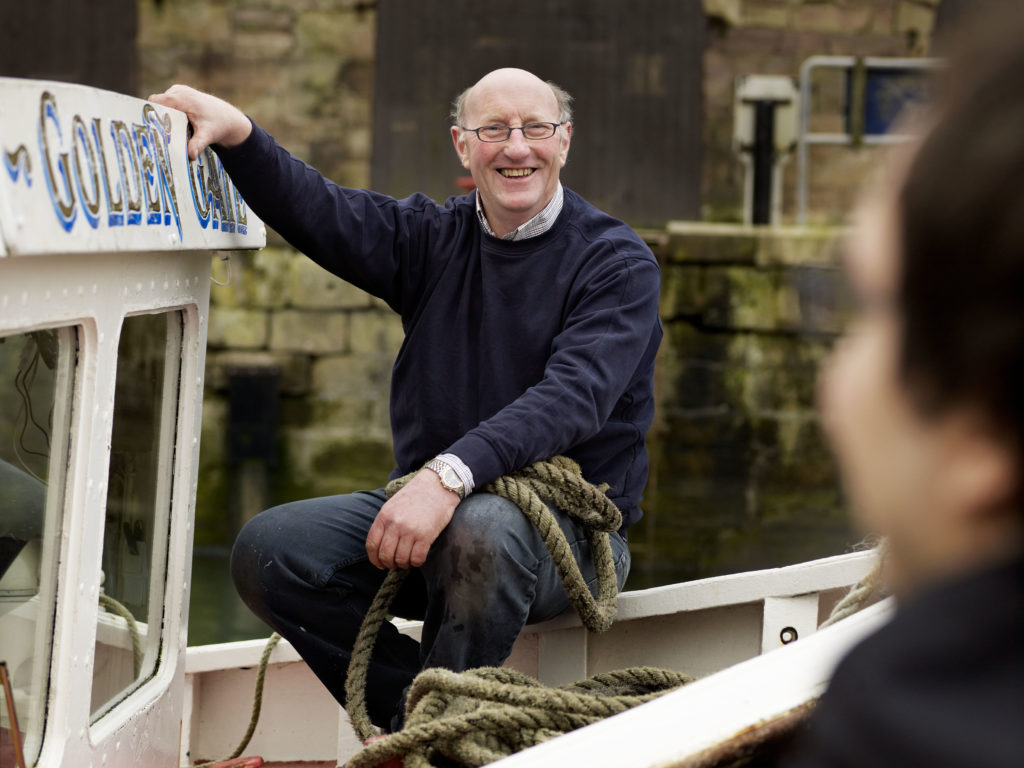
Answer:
[{"left": 796, "top": 55, "right": 941, "bottom": 224}]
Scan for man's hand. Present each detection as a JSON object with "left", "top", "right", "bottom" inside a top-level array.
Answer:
[
  {"left": 366, "top": 469, "right": 460, "bottom": 570},
  {"left": 148, "top": 85, "right": 252, "bottom": 161}
]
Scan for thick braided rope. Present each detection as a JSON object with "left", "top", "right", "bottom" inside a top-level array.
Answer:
[
  {"left": 191, "top": 631, "right": 282, "bottom": 767},
  {"left": 819, "top": 541, "right": 887, "bottom": 629},
  {"left": 344, "top": 457, "right": 624, "bottom": 743},
  {"left": 98, "top": 592, "right": 143, "bottom": 678},
  {"left": 347, "top": 666, "right": 694, "bottom": 768},
  {"left": 344, "top": 568, "right": 410, "bottom": 740}
]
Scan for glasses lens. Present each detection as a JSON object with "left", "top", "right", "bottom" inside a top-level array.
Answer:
[
  {"left": 523, "top": 123, "right": 557, "bottom": 139},
  {"left": 477, "top": 125, "right": 509, "bottom": 142}
]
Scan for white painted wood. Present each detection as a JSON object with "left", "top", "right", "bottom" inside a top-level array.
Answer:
[
  {"left": 186, "top": 662, "right": 340, "bottom": 764},
  {"left": 180, "top": 673, "right": 196, "bottom": 767},
  {"left": 0, "top": 78, "right": 264, "bottom": 257},
  {"left": 761, "top": 594, "right": 820, "bottom": 654},
  {"left": 337, "top": 707, "right": 365, "bottom": 767},
  {"left": 537, "top": 626, "right": 588, "bottom": 686},
  {"left": 0, "top": 77, "right": 264, "bottom": 768}
]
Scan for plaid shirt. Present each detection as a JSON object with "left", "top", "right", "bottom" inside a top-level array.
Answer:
[{"left": 475, "top": 183, "right": 564, "bottom": 241}]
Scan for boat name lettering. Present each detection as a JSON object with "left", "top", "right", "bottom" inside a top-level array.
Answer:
[{"left": 2, "top": 90, "right": 249, "bottom": 238}]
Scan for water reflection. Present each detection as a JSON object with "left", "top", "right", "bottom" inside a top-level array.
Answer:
[{"left": 189, "top": 548, "right": 271, "bottom": 646}]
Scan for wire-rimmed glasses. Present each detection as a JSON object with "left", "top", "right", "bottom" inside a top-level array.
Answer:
[{"left": 460, "top": 122, "right": 563, "bottom": 142}]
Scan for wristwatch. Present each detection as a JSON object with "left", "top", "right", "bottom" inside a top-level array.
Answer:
[{"left": 426, "top": 458, "right": 466, "bottom": 499}]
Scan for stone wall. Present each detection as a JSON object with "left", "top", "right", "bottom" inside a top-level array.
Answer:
[
  {"left": 138, "top": 0, "right": 384, "bottom": 545},
  {"left": 135, "top": 0, "right": 938, "bottom": 583},
  {"left": 632, "top": 224, "right": 853, "bottom": 587}
]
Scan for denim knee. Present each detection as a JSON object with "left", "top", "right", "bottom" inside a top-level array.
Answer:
[
  {"left": 229, "top": 511, "right": 279, "bottom": 620},
  {"left": 422, "top": 493, "right": 543, "bottom": 596},
  {"left": 441, "top": 493, "right": 540, "bottom": 560}
]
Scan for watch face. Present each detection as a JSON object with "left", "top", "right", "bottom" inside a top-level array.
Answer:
[{"left": 441, "top": 466, "right": 461, "bottom": 489}]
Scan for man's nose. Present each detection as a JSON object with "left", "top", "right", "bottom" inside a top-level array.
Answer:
[{"left": 503, "top": 130, "right": 531, "bottom": 158}]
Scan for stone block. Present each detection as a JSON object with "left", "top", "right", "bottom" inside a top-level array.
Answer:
[
  {"left": 205, "top": 350, "right": 312, "bottom": 394},
  {"left": 743, "top": 2, "right": 791, "bottom": 29},
  {"left": 311, "top": 353, "right": 392, "bottom": 398},
  {"left": 294, "top": 9, "right": 376, "bottom": 60},
  {"left": 792, "top": 3, "right": 873, "bottom": 35},
  {"left": 282, "top": 429, "right": 394, "bottom": 496},
  {"left": 138, "top": 0, "right": 230, "bottom": 48},
  {"left": 737, "top": 333, "right": 833, "bottom": 413},
  {"left": 664, "top": 223, "right": 759, "bottom": 264},
  {"left": 230, "top": 7, "right": 296, "bottom": 31},
  {"left": 269, "top": 309, "right": 348, "bottom": 353},
  {"left": 660, "top": 265, "right": 706, "bottom": 319},
  {"left": 697, "top": 263, "right": 846, "bottom": 335},
  {"left": 868, "top": 4, "right": 896, "bottom": 36},
  {"left": 349, "top": 311, "right": 405, "bottom": 357},
  {"left": 233, "top": 29, "right": 296, "bottom": 59},
  {"left": 282, "top": 395, "right": 387, "bottom": 436},
  {"left": 702, "top": 266, "right": 798, "bottom": 332},
  {"left": 211, "top": 248, "right": 292, "bottom": 310},
  {"left": 208, "top": 307, "right": 270, "bottom": 349},
  {"left": 755, "top": 228, "right": 843, "bottom": 267},
  {"left": 290, "top": 257, "right": 375, "bottom": 309},
  {"left": 749, "top": 415, "right": 846, "bottom": 524}
]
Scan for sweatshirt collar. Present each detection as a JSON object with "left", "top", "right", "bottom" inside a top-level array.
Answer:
[{"left": 475, "top": 183, "right": 564, "bottom": 241}]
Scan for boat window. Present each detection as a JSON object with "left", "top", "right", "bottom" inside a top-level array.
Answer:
[
  {"left": 0, "top": 327, "right": 77, "bottom": 766},
  {"left": 90, "top": 311, "right": 183, "bottom": 722}
]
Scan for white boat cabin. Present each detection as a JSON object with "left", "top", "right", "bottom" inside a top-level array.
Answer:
[{"left": 0, "top": 77, "right": 263, "bottom": 768}]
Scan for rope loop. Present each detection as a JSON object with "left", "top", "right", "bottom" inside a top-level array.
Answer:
[{"left": 343, "top": 457, "right": 665, "bottom": 765}]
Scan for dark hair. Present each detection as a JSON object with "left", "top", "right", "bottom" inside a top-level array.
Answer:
[{"left": 898, "top": 10, "right": 1024, "bottom": 468}]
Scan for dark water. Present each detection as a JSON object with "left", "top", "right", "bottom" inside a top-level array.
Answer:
[{"left": 188, "top": 547, "right": 272, "bottom": 646}]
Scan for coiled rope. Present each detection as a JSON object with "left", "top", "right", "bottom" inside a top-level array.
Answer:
[
  {"left": 343, "top": 457, "right": 694, "bottom": 767},
  {"left": 819, "top": 540, "right": 887, "bottom": 629},
  {"left": 348, "top": 666, "right": 693, "bottom": 768},
  {"left": 191, "top": 631, "right": 282, "bottom": 767},
  {"left": 98, "top": 592, "right": 143, "bottom": 678}
]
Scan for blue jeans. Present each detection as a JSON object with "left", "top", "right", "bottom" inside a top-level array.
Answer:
[{"left": 230, "top": 489, "right": 630, "bottom": 730}]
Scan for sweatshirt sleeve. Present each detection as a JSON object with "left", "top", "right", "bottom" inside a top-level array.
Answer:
[
  {"left": 214, "top": 121, "right": 434, "bottom": 311},
  {"left": 446, "top": 250, "right": 661, "bottom": 488}
]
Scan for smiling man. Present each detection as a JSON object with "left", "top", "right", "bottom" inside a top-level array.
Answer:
[
  {"left": 451, "top": 68, "right": 572, "bottom": 238},
  {"left": 150, "top": 68, "right": 661, "bottom": 731}
]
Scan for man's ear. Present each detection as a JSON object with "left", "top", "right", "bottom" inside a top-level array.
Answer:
[
  {"left": 451, "top": 126, "right": 470, "bottom": 170},
  {"left": 941, "top": 412, "right": 1019, "bottom": 526},
  {"left": 559, "top": 122, "right": 572, "bottom": 167}
]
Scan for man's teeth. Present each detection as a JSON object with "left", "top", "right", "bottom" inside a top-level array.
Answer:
[{"left": 500, "top": 168, "right": 534, "bottom": 177}]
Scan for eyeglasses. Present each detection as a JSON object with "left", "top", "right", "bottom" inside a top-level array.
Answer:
[{"left": 460, "top": 122, "right": 563, "bottom": 142}]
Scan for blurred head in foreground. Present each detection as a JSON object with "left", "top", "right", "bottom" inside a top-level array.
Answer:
[
  {"left": 789, "top": 11, "right": 1024, "bottom": 766},
  {"left": 820, "top": 8, "right": 1024, "bottom": 596}
]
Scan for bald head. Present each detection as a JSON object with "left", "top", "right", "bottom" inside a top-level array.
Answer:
[{"left": 451, "top": 68, "right": 573, "bottom": 128}]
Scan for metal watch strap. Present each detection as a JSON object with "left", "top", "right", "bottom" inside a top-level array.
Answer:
[{"left": 426, "top": 457, "right": 466, "bottom": 499}]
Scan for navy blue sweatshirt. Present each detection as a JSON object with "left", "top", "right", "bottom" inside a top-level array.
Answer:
[{"left": 216, "top": 124, "right": 662, "bottom": 526}]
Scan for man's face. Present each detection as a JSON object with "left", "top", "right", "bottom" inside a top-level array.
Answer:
[
  {"left": 819, "top": 195, "right": 924, "bottom": 543},
  {"left": 452, "top": 69, "right": 571, "bottom": 238},
  {"left": 818, "top": 183, "right": 1015, "bottom": 592}
]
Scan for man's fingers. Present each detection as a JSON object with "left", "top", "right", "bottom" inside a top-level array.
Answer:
[
  {"left": 187, "top": 128, "right": 213, "bottom": 162},
  {"left": 394, "top": 538, "right": 416, "bottom": 571},
  {"left": 409, "top": 540, "right": 430, "bottom": 569},
  {"left": 365, "top": 519, "right": 385, "bottom": 569},
  {"left": 376, "top": 529, "right": 400, "bottom": 570}
]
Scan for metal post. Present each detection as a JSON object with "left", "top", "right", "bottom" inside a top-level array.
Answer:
[{"left": 751, "top": 100, "right": 777, "bottom": 225}]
